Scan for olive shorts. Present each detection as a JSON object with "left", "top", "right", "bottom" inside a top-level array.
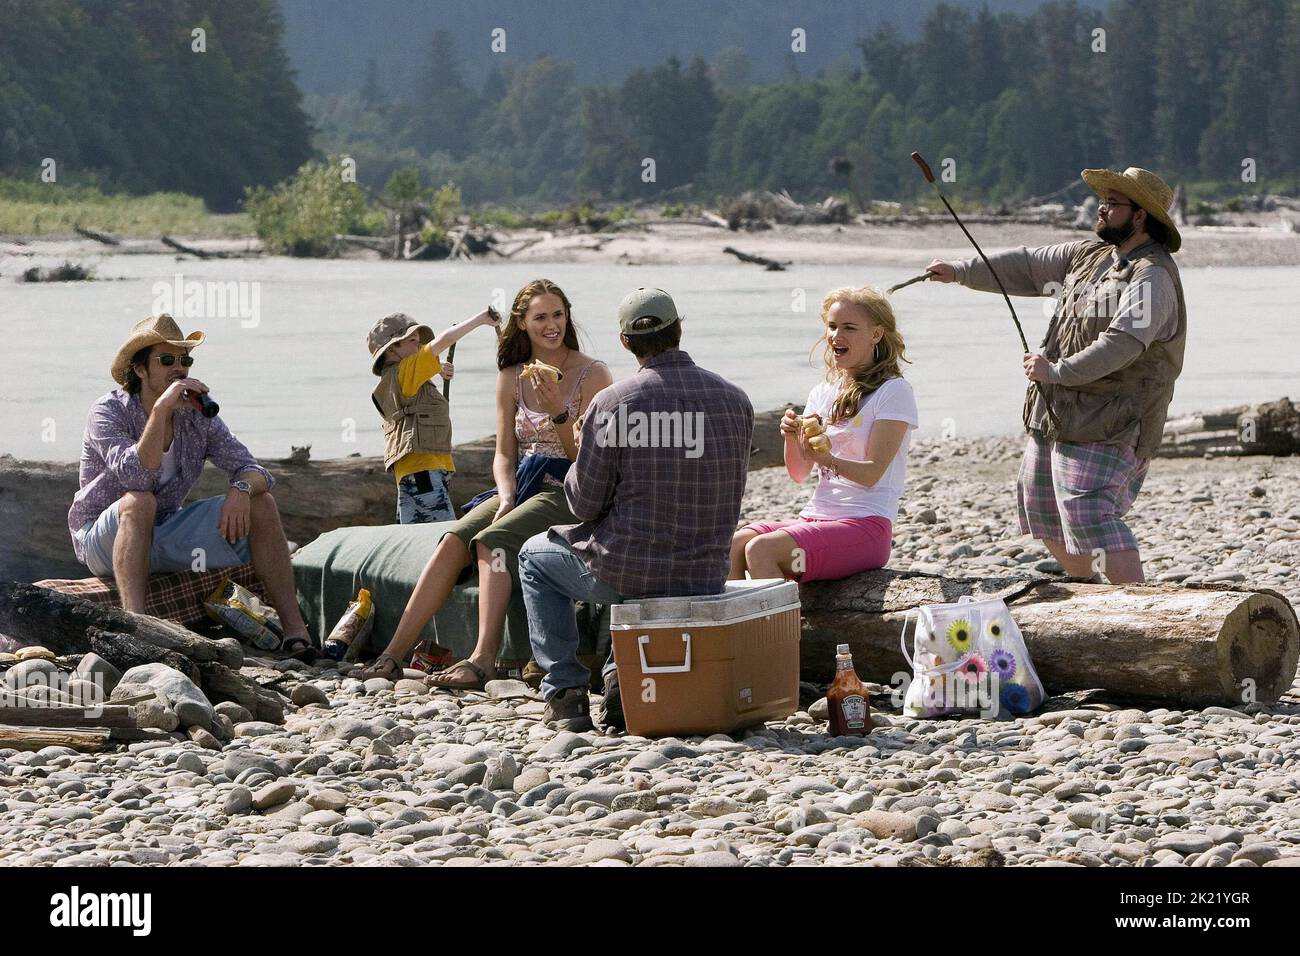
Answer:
[{"left": 443, "top": 484, "right": 577, "bottom": 586}]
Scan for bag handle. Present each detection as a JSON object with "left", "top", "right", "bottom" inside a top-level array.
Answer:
[
  {"left": 899, "top": 612, "right": 978, "bottom": 678},
  {"left": 637, "top": 633, "right": 692, "bottom": 674}
]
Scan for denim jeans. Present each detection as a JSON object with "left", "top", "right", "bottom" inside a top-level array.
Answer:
[{"left": 519, "top": 532, "right": 624, "bottom": 700}]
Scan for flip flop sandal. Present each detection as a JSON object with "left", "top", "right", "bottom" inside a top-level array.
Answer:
[
  {"left": 425, "top": 659, "right": 488, "bottom": 691},
  {"left": 354, "top": 653, "right": 403, "bottom": 681},
  {"left": 281, "top": 637, "right": 317, "bottom": 663}
]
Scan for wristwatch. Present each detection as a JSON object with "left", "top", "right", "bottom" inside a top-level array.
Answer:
[
  {"left": 229, "top": 479, "right": 252, "bottom": 495},
  {"left": 550, "top": 410, "right": 570, "bottom": 426}
]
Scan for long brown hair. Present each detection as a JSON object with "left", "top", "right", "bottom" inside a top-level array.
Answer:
[
  {"left": 497, "top": 278, "right": 581, "bottom": 370},
  {"left": 814, "top": 286, "right": 910, "bottom": 424}
]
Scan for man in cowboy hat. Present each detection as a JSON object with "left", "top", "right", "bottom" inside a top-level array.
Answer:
[
  {"left": 68, "top": 314, "right": 312, "bottom": 652},
  {"left": 925, "top": 166, "right": 1186, "bottom": 584}
]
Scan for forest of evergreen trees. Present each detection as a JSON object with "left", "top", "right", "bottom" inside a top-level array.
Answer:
[
  {"left": 0, "top": 0, "right": 313, "bottom": 210},
  {"left": 2, "top": 0, "right": 1296, "bottom": 212}
]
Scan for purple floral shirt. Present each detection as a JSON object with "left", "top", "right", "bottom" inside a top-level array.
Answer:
[{"left": 68, "top": 389, "right": 274, "bottom": 562}]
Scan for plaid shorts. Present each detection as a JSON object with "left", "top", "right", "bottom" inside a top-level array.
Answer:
[{"left": 1016, "top": 432, "right": 1149, "bottom": 555}]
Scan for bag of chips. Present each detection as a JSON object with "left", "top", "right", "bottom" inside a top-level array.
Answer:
[{"left": 204, "top": 578, "right": 284, "bottom": 651}]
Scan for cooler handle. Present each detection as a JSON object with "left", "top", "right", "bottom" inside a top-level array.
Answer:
[{"left": 637, "top": 633, "right": 692, "bottom": 674}]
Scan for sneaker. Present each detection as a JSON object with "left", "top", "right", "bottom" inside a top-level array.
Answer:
[
  {"left": 542, "top": 687, "right": 592, "bottom": 732},
  {"left": 594, "top": 667, "right": 624, "bottom": 734}
]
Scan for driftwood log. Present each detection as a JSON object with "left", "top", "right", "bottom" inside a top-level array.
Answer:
[
  {"left": 0, "top": 583, "right": 287, "bottom": 723},
  {"left": 799, "top": 570, "right": 1300, "bottom": 706},
  {"left": 0, "top": 409, "right": 791, "bottom": 582},
  {"left": 0, "top": 704, "right": 135, "bottom": 729},
  {"left": 0, "top": 725, "right": 112, "bottom": 752},
  {"left": 1158, "top": 397, "right": 1299, "bottom": 457},
  {"left": 722, "top": 246, "right": 787, "bottom": 271},
  {"left": 0, "top": 583, "right": 241, "bottom": 669}
]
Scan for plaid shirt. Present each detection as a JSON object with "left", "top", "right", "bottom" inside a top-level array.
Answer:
[
  {"left": 68, "top": 389, "right": 274, "bottom": 563},
  {"left": 553, "top": 349, "right": 753, "bottom": 598}
]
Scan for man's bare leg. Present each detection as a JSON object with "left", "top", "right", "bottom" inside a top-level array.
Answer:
[
  {"left": 112, "top": 492, "right": 157, "bottom": 613},
  {"left": 1042, "top": 539, "right": 1144, "bottom": 584},
  {"left": 247, "top": 493, "right": 310, "bottom": 641}
]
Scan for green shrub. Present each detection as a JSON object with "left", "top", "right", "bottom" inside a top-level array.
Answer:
[{"left": 243, "top": 158, "right": 373, "bottom": 256}]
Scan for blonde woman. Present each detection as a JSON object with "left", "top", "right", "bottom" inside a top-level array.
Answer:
[
  {"left": 356, "top": 279, "right": 613, "bottom": 688},
  {"left": 731, "top": 286, "right": 918, "bottom": 581}
]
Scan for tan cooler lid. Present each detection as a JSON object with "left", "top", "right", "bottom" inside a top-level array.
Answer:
[{"left": 610, "top": 578, "right": 800, "bottom": 627}]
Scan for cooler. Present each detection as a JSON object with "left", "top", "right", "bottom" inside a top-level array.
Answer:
[{"left": 610, "top": 578, "right": 801, "bottom": 737}]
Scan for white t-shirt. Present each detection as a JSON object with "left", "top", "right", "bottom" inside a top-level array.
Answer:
[
  {"left": 799, "top": 376, "right": 919, "bottom": 522},
  {"left": 160, "top": 441, "right": 179, "bottom": 488}
]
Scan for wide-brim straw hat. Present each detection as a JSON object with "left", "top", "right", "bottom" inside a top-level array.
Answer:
[
  {"left": 1081, "top": 166, "right": 1182, "bottom": 253},
  {"left": 368, "top": 312, "right": 432, "bottom": 375},
  {"left": 111, "top": 314, "right": 205, "bottom": 386}
]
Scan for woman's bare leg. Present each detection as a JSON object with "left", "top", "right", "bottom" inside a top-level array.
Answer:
[
  {"left": 377, "top": 533, "right": 471, "bottom": 664},
  {"left": 730, "top": 527, "right": 759, "bottom": 579}
]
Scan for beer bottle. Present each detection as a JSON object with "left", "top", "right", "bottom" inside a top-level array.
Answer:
[{"left": 827, "top": 643, "right": 871, "bottom": 736}]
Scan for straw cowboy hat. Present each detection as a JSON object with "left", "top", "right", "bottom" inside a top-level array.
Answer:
[
  {"left": 111, "top": 314, "right": 205, "bottom": 386},
  {"left": 1081, "top": 166, "right": 1182, "bottom": 253},
  {"left": 367, "top": 312, "right": 432, "bottom": 375}
]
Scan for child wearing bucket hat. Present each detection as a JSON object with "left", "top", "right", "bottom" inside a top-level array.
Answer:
[{"left": 367, "top": 308, "right": 499, "bottom": 523}]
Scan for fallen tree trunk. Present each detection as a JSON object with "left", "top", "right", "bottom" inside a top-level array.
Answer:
[
  {"left": 1157, "top": 398, "right": 1299, "bottom": 457},
  {"left": 0, "top": 583, "right": 241, "bottom": 669},
  {"left": 799, "top": 570, "right": 1299, "bottom": 706},
  {"left": 161, "top": 235, "right": 231, "bottom": 259}
]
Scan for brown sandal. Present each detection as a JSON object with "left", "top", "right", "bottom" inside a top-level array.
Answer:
[
  {"left": 354, "top": 653, "right": 403, "bottom": 680},
  {"left": 425, "top": 659, "right": 488, "bottom": 691}
]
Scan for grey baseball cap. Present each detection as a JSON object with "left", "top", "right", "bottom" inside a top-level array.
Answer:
[{"left": 618, "top": 287, "right": 680, "bottom": 335}]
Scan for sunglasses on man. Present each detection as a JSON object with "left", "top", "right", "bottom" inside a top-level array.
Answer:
[{"left": 154, "top": 354, "right": 195, "bottom": 367}]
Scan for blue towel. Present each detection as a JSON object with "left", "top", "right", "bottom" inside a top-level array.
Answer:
[{"left": 460, "top": 453, "right": 571, "bottom": 515}]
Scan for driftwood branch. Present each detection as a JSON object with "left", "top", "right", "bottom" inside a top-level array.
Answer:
[
  {"left": 161, "top": 235, "right": 230, "bottom": 259},
  {"left": 723, "top": 246, "right": 788, "bottom": 271},
  {"left": 74, "top": 226, "right": 121, "bottom": 246}
]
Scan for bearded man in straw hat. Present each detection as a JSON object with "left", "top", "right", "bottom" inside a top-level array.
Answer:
[
  {"left": 68, "top": 315, "right": 312, "bottom": 652},
  {"left": 926, "top": 166, "right": 1186, "bottom": 584}
]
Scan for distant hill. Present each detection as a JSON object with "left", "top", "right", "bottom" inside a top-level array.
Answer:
[{"left": 279, "top": 0, "right": 1072, "bottom": 96}]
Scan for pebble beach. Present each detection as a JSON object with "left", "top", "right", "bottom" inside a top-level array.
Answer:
[{"left": 2, "top": 439, "right": 1299, "bottom": 868}]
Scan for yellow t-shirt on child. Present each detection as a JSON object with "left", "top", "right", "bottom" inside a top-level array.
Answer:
[{"left": 391, "top": 344, "right": 455, "bottom": 482}]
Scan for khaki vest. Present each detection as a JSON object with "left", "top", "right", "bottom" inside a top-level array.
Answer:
[
  {"left": 372, "top": 367, "right": 452, "bottom": 471},
  {"left": 1027, "top": 240, "right": 1186, "bottom": 458}
]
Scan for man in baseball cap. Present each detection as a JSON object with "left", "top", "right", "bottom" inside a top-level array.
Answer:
[{"left": 519, "top": 287, "right": 755, "bottom": 732}]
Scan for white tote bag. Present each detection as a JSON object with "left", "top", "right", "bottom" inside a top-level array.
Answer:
[{"left": 901, "top": 594, "right": 1046, "bottom": 718}]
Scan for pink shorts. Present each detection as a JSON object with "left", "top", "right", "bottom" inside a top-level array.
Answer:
[{"left": 742, "top": 515, "right": 892, "bottom": 582}]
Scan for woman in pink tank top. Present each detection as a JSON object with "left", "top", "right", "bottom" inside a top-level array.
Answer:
[{"left": 357, "top": 279, "right": 613, "bottom": 690}]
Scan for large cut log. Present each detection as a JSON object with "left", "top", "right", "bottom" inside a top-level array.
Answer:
[
  {"left": 0, "top": 725, "right": 111, "bottom": 752},
  {"left": 0, "top": 408, "right": 792, "bottom": 582},
  {"left": 0, "top": 705, "right": 135, "bottom": 729},
  {"left": 0, "top": 583, "right": 241, "bottom": 669},
  {"left": 799, "top": 570, "right": 1300, "bottom": 706}
]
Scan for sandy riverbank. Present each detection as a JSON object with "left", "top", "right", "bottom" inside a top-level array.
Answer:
[
  {"left": 1, "top": 439, "right": 1298, "bottom": 868},
  {"left": 5, "top": 217, "right": 1299, "bottom": 271}
]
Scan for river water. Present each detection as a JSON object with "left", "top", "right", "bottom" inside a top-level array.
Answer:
[{"left": 2, "top": 254, "right": 1296, "bottom": 462}]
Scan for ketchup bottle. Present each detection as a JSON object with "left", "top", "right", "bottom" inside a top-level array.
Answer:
[{"left": 827, "top": 643, "right": 871, "bottom": 736}]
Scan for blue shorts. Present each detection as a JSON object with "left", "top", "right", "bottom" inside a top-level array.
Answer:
[
  {"left": 397, "top": 469, "right": 454, "bottom": 524},
  {"left": 76, "top": 495, "right": 251, "bottom": 578}
]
